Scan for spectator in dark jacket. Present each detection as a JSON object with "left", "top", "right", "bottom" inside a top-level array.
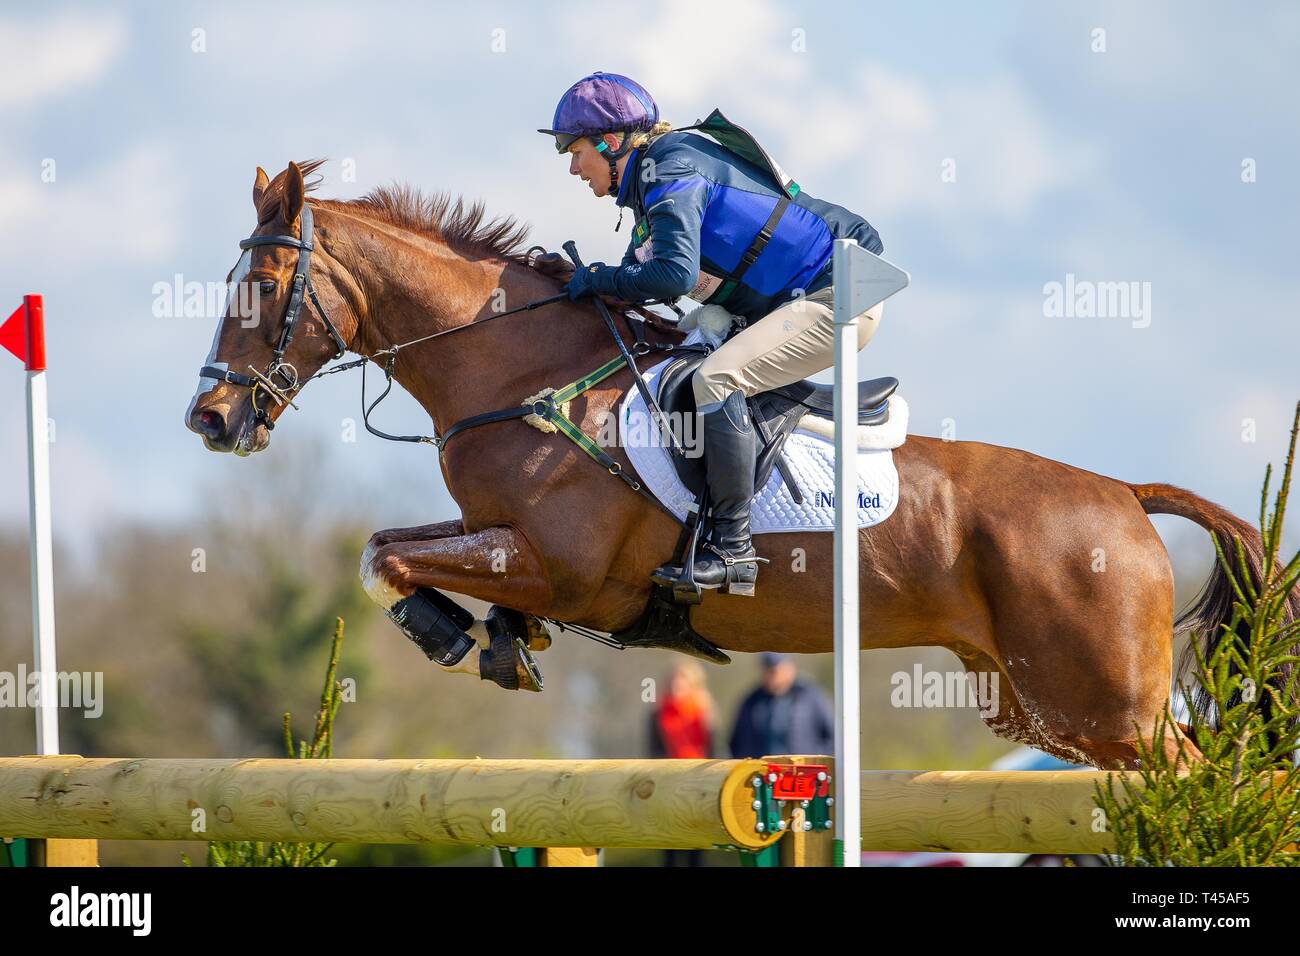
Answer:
[{"left": 728, "top": 654, "right": 835, "bottom": 758}]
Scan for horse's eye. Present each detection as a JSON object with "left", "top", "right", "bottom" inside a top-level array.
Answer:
[{"left": 259, "top": 280, "right": 277, "bottom": 295}]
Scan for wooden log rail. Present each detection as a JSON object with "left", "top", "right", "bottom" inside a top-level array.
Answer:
[{"left": 0, "top": 756, "right": 1141, "bottom": 862}]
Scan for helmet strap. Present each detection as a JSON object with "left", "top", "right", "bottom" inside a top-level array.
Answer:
[{"left": 591, "top": 134, "right": 628, "bottom": 199}]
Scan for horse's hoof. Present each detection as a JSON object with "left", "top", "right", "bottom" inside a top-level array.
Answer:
[
  {"left": 510, "top": 638, "right": 545, "bottom": 692},
  {"left": 480, "top": 632, "right": 544, "bottom": 692}
]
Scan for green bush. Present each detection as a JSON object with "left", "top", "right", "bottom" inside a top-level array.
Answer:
[{"left": 184, "top": 619, "right": 347, "bottom": 867}]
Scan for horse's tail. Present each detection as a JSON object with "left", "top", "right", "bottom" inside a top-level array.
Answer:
[{"left": 1128, "top": 482, "right": 1300, "bottom": 735}]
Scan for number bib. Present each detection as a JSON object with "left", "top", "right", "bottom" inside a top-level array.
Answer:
[{"left": 633, "top": 216, "right": 726, "bottom": 300}]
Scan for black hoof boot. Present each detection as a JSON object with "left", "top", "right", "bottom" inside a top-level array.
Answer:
[
  {"left": 387, "top": 587, "right": 476, "bottom": 664},
  {"left": 484, "top": 605, "right": 552, "bottom": 652}
]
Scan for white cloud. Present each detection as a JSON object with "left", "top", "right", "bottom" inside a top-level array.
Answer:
[
  {"left": 0, "top": 143, "right": 185, "bottom": 266},
  {"left": 771, "top": 65, "right": 1099, "bottom": 224},
  {"left": 561, "top": 1, "right": 1098, "bottom": 228},
  {"left": 196, "top": 5, "right": 375, "bottom": 72},
  {"left": 0, "top": 10, "right": 127, "bottom": 108},
  {"left": 603, "top": 0, "right": 807, "bottom": 107}
]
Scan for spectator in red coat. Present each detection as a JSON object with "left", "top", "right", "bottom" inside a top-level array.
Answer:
[
  {"left": 650, "top": 660, "right": 715, "bottom": 759},
  {"left": 649, "top": 660, "right": 716, "bottom": 866}
]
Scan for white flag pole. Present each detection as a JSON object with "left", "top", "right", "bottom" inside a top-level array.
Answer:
[
  {"left": 831, "top": 242, "right": 908, "bottom": 866},
  {"left": 22, "top": 294, "right": 59, "bottom": 755}
]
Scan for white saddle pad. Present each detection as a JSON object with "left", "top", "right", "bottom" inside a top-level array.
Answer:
[{"left": 616, "top": 353, "right": 907, "bottom": 534}]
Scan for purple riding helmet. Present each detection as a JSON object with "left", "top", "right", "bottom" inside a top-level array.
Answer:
[{"left": 538, "top": 71, "right": 659, "bottom": 193}]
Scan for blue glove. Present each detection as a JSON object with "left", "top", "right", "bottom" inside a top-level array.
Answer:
[{"left": 564, "top": 262, "right": 611, "bottom": 301}]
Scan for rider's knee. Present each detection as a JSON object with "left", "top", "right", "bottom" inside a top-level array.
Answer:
[
  {"left": 857, "top": 301, "right": 884, "bottom": 351},
  {"left": 691, "top": 365, "right": 744, "bottom": 410}
]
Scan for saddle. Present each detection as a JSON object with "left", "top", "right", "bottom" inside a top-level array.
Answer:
[
  {"left": 654, "top": 352, "right": 898, "bottom": 505},
  {"left": 608, "top": 353, "right": 900, "bottom": 663}
]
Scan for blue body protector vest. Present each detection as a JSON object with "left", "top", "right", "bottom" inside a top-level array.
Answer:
[{"left": 608, "top": 109, "right": 884, "bottom": 322}]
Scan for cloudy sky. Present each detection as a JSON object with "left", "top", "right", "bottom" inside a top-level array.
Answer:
[{"left": 0, "top": 1, "right": 1296, "bottom": 556}]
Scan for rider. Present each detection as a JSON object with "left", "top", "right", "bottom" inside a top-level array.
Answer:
[{"left": 540, "top": 72, "right": 885, "bottom": 597}]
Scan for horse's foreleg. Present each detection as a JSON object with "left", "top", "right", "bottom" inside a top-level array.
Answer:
[
  {"left": 360, "top": 525, "right": 553, "bottom": 691},
  {"left": 366, "top": 518, "right": 464, "bottom": 549},
  {"left": 362, "top": 524, "right": 550, "bottom": 610}
]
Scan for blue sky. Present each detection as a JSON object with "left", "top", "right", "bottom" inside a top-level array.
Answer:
[{"left": 0, "top": 0, "right": 1296, "bottom": 557}]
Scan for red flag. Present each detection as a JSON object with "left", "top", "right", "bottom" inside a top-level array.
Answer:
[
  {"left": 1, "top": 295, "right": 45, "bottom": 371},
  {"left": 0, "top": 305, "right": 24, "bottom": 364}
]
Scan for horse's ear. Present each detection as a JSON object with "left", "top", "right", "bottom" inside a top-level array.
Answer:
[
  {"left": 252, "top": 166, "right": 270, "bottom": 208},
  {"left": 282, "top": 162, "right": 306, "bottom": 224}
]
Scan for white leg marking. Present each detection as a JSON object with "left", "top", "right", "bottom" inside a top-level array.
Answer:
[{"left": 359, "top": 538, "right": 407, "bottom": 608}]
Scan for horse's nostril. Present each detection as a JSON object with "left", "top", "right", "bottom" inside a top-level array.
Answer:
[{"left": 194, "top": 408, "right": 225, "bottom": 439}]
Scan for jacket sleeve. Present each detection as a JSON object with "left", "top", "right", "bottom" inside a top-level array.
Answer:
[
  {"left": 590, "top": 159, "right": 708, "bottom": 301},
  {"left": 618, "top": 234, "right": 640, "bottom": 268}
]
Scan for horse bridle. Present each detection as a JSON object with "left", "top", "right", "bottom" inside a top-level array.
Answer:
[{"left": 199, "top": 202, "right": 349, "bottom": 429}]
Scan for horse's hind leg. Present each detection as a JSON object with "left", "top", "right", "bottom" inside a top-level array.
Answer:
[
  {"left": 954, "top": 651, "right": 1052, "bottom": 754},
  {"left": 958, "top": 648, "right": 1199, "bottom": 769},
  {"left": 981, "top": 518, "right": 1203, "bottom": 770}
]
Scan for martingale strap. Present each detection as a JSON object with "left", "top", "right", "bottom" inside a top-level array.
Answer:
[
  {"left": 437, "top": 353, "right": 627, "bottom": 448},
  {"left": 435, "top": 348, "right": 707, "bottom": 526}
]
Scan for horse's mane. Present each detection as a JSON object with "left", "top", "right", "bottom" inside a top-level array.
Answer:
[
  {"left": 261, "top": 159, "right": 536, "bottom": 266},
  {"left": 257, "top": 160, "right": 673, "bottom": 331}
]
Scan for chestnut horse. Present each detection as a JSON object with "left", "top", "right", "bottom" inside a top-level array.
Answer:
[{"left": 186, "top": 163, "right": 1292, "bottom": 770}]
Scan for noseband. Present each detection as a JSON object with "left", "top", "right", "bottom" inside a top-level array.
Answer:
[{"left": 199, "top": 203, "right": 349, "bottom": 429}]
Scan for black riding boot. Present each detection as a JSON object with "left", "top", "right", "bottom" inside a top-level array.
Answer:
[{"left": 651, "top": 389, "right": 762, "bottom": 596}]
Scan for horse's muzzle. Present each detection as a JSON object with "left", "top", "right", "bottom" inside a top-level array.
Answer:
[{"left": 187, "top": 400, "right": 267, "bottom": 455}]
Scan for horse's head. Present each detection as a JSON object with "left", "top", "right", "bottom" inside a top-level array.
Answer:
[{"left": 186, "top": 162, "right": 353, "bottom": 455}]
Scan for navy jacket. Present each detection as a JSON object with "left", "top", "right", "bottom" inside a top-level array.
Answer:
[
  {"left": 728, "top": 678, "right": 836, "bottom": 759},
  {"left": 589, "top": 130, "right": 883, "bottom": 322}
]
